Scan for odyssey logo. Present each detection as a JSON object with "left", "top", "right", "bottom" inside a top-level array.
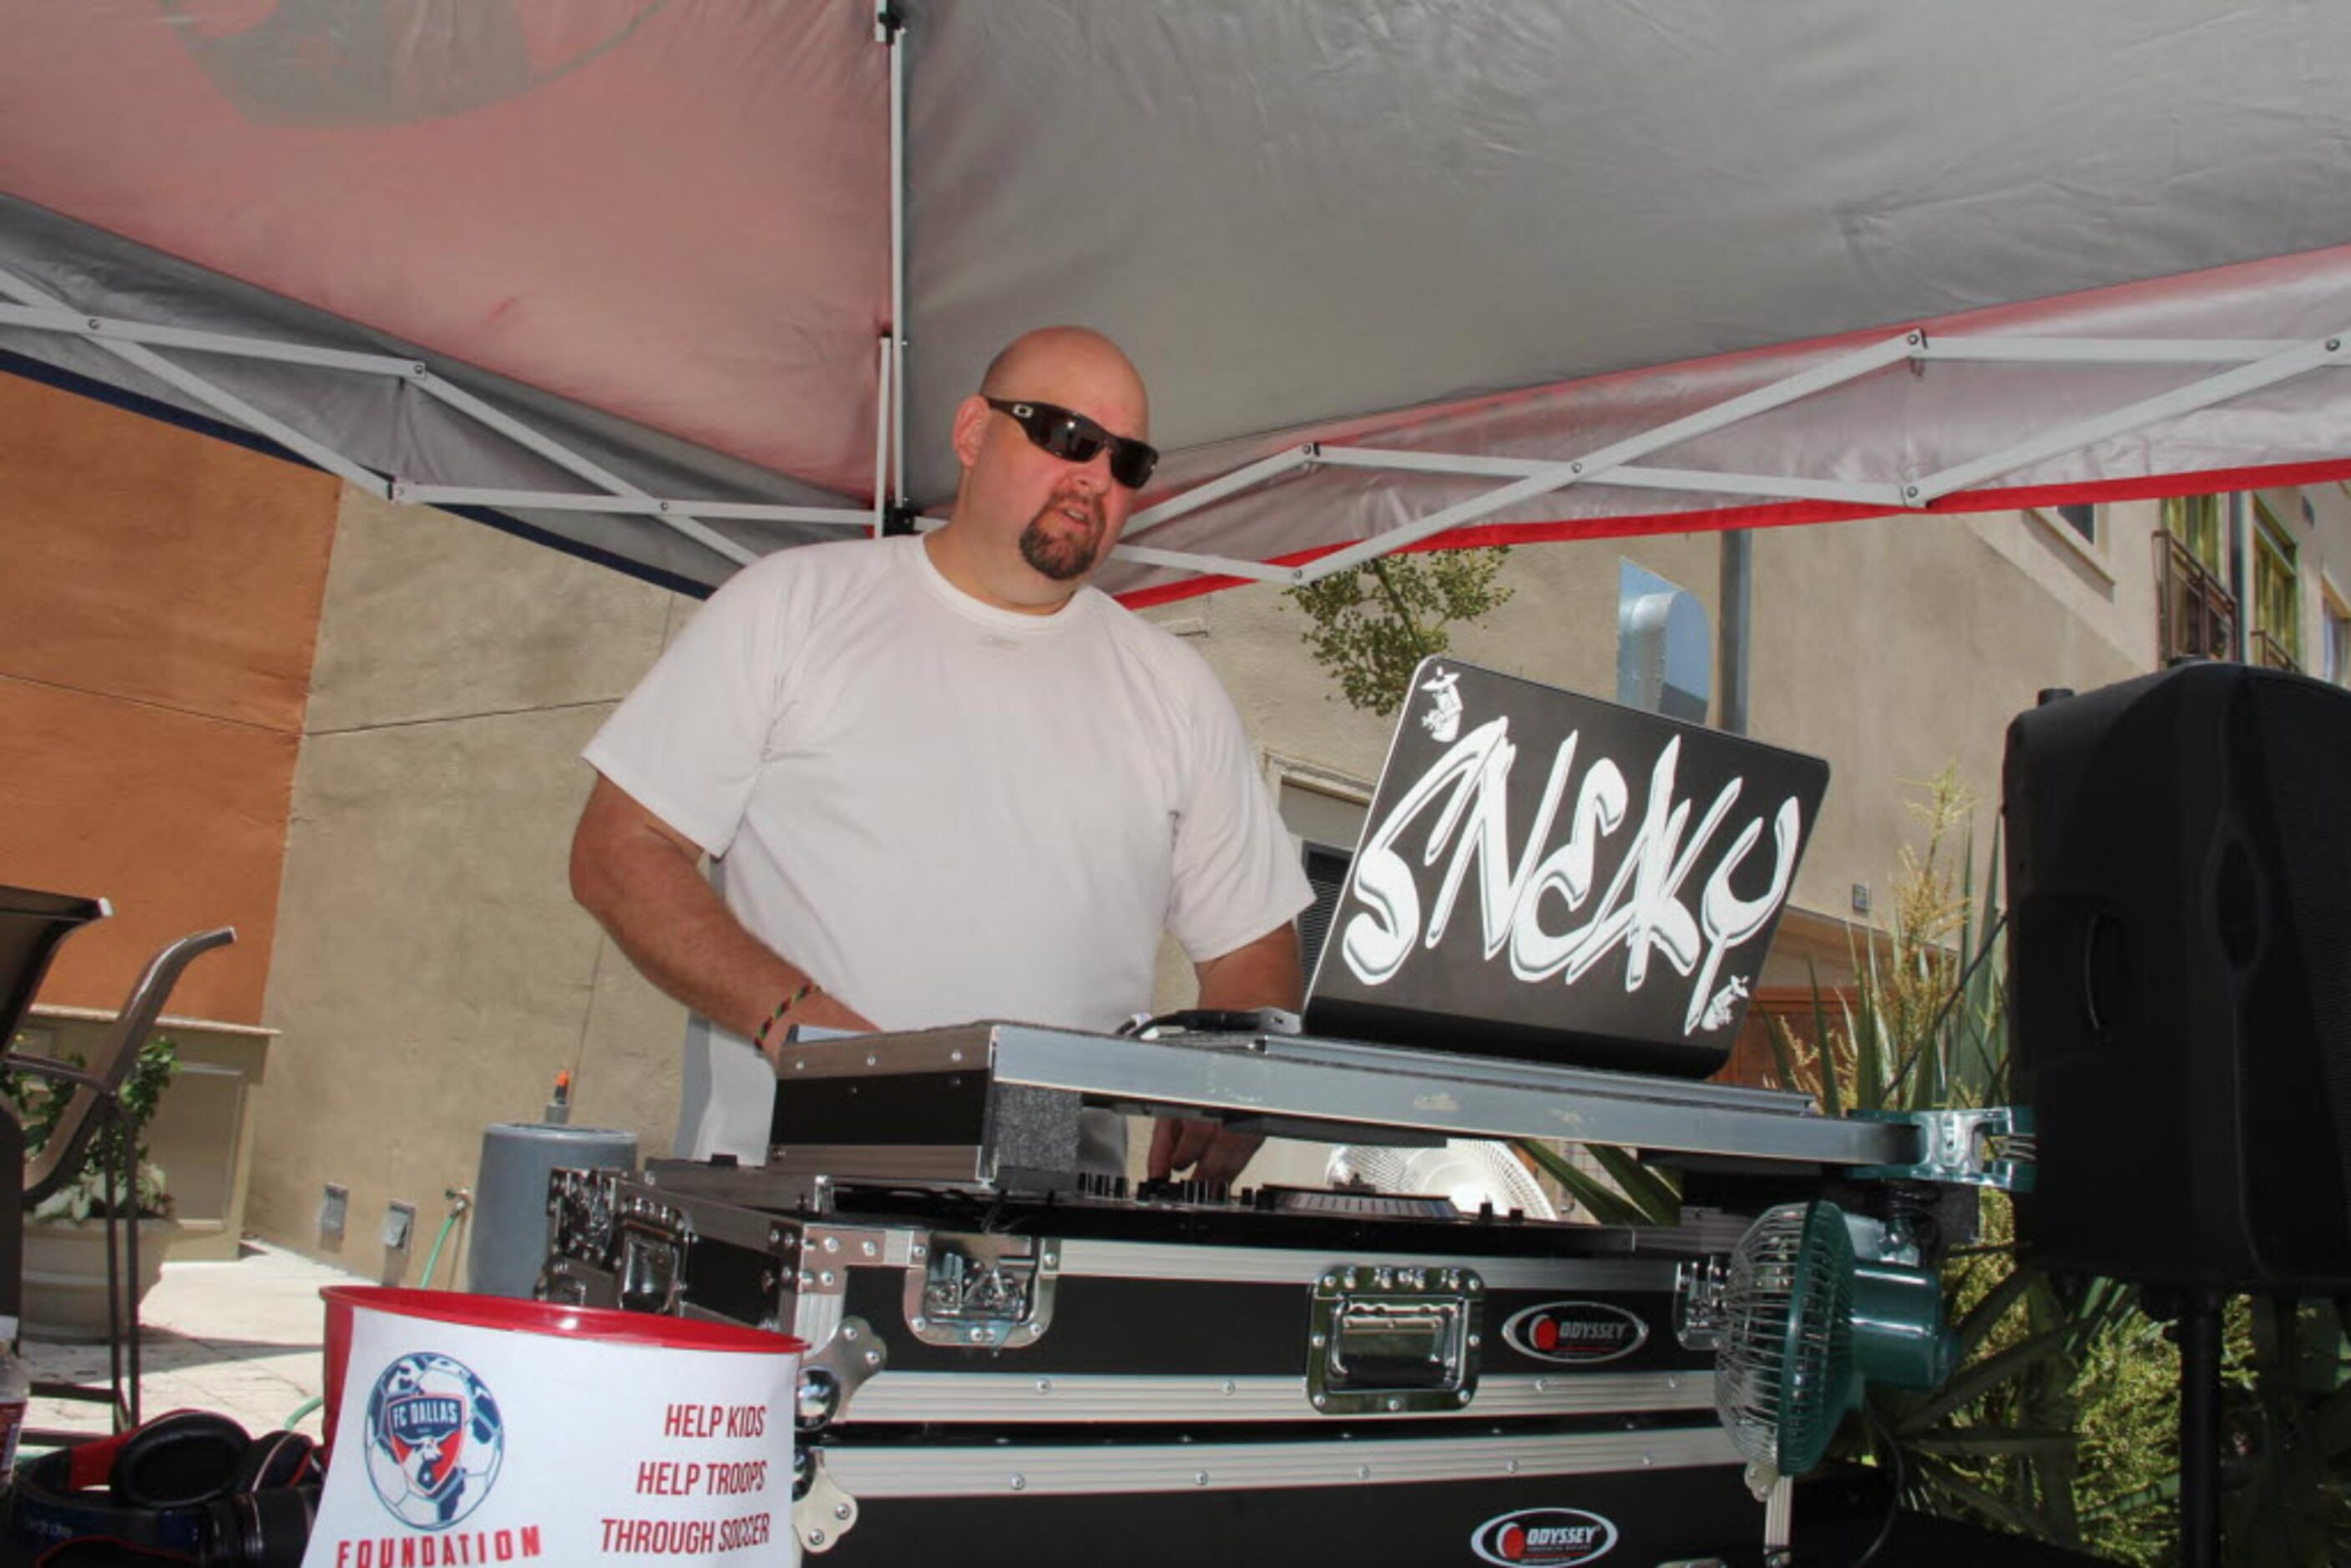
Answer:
[
  {"left": 1502, "top": 1301, "right": 1649, "bottom": 1365},
  {"left": 1471, "top": 1507, "right": 1619, "bottom": 1565}
]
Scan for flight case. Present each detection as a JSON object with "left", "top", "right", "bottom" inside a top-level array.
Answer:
[{"left": 541, "top": 1162, "right": 1765, "bottom": 1564}]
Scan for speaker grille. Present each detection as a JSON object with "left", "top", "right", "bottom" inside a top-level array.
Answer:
[{"left": 2247, "top": 675, "right": 2351, "bottom": 1261}]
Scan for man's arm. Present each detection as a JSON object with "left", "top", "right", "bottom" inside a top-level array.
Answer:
[
  {"left": 569, "top": 775, "right": 874, "bottom": 1055},
  {"left": 1145, "top": 921, "right": 1302, "bottom": 1186},
  {"left": 1193, "top": 922, "right": 1305, "bottom": 1016}
]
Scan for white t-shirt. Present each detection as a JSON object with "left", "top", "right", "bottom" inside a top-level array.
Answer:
[{"left": 584, "top": 536, "right": 1313, "bottom": 1163}]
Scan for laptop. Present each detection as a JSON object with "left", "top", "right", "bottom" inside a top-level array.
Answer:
[{"left": 1301, "top": 659, "right": 1830, "bottom": 1080}]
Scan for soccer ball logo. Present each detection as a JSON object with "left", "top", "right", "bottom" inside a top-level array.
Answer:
[{"left": 364, "top": 1353, "right": 505, "bottom": 1530}]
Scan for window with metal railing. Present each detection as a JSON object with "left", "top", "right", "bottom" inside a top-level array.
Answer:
[
  {"left": 2324, "top": 594, "right": 2351, "bottom": 688},
  {"left": 2161, "top": 494, "right": 2227, "bottom": 574},
  {"left": 2153, "top": 529, "right": 2237, "bottom": 664},
  {"left": 2250, "top": 505, "right": 2301, "bottom": 674}
]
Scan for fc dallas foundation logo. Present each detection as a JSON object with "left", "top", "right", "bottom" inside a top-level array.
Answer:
[{"left": 365, "top": 1352, "right": 506, "bottom": 1530}]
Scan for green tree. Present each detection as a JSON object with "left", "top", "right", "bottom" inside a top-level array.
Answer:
[{"left": 1286, "top": 548, "right": 1514, "bottom": 715}]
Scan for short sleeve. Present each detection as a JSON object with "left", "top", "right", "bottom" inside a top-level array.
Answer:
[
  {"left": 581, "top": 556, "right": 799, "bottom": 858},
  {"left": 1162, "top": 651, "right": 1317, "bottom": 963}
]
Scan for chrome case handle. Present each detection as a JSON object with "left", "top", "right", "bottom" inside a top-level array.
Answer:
[
  {"left": 1307, "top": 1264, "right": 1484, "bottom": 1415},
  {"left": 902, "top": 1232, "right": 1061, "bottom": 1349}
]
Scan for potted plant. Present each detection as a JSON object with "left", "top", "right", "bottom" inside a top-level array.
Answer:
[{"left": 3, "top": 1034, "right": 180, "bottom": 1341}]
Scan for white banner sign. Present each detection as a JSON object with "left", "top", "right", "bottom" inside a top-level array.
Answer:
[{"left": 304, "top": 1302, "right": 798, "bottom": 1567}]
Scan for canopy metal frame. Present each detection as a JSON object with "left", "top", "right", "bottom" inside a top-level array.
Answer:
[
  {"left": 3, "top": 264, "right": 2340, "bottom": 592},
  {"left": 1115, "top": 327, "right": 2351, "bottom": 589},
  {"left": 0, "top": 274, "right": 870, "bottom": 569},
  {"left": 3, "top": 0, "right": 2343, "bottom": 595}
]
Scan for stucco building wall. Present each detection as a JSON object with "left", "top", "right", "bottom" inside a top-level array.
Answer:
[
  {"left": 244, "top": 488, "right": 692, "bottom": 1284},
  {"left": 1749, "top": 507, "right": 2149, "bottom": 928}
]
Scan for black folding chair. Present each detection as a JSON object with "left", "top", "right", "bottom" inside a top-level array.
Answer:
[
  {"left": 0, "top": 887, "right": 234, "bottom": 1434},
  {"left": 0, "top": 887, "right": 109, "bottom": 1328}
]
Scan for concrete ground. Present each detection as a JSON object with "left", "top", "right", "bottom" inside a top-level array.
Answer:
[{"left": 22, "top": 1242, "right": 359, "bottom": 1447}]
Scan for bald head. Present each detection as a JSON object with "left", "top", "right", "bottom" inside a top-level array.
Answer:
[{"left": 978, "top": 326, "right": 1150, "bottom": 438}]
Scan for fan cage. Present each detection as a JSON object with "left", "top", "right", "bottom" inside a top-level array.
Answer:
[{"left": 1713, "top": 1203, "right": 1853, "bottom": 1470}]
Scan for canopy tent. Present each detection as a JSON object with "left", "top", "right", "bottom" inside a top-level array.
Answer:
[{"left": 3, "top": 0, "right": 2349, "bottom": 604}]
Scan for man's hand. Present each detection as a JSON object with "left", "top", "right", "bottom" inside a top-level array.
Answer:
[
  {"left": 570, "top": 775, "right": 875, "bottom": 1051},
  {"left": 768, "top": 988, "right": 878, "bottom": 1047},
  {"left": 1146, "top": 1117, "right": 1261, "bottom": 1187},
  {"left": 1145, "top": 921, "right": 1304, "bottom": 1187}
]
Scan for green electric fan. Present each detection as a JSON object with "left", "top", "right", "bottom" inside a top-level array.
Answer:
[{"left": 1675, "top": 1200, "right": 1956, "bottom": 1495}]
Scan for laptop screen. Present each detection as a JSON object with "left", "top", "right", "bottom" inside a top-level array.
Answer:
[{"left": 1301, "top": 660, "right": 1829, "bottom": 1078}]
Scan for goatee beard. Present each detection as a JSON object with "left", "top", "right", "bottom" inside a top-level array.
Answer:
[{"left": 1019, "top": 507, "right": 1102, "bottom": 582}]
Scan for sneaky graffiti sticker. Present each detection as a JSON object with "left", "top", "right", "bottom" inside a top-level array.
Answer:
[{"left": 1309, "top": 660, "right": 1828, "bottom": 1058}]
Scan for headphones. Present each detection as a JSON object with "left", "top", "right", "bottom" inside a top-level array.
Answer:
[{"left": 5, "top": 1410, "right": 320, "bottom": 1566}]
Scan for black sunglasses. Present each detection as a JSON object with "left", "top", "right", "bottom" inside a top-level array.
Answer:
[{"left": 984, "top": 397, "right": 1160, "bottom": 490}]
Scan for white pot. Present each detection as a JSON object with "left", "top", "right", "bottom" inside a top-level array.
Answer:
[{"left": 21, "top": 1216, "right": 178, "bottom": 1343}]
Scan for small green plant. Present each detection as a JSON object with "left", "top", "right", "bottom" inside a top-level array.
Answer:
[
  {"left": 1, "top": 1033, "right": 179, "bottom": 1222},
  {"left": 2216, "top": 1296, "right": 2351, "bottom": 1566},
  {"left": 1287, "top": 548, "right": 1514, "bottom": 716}
]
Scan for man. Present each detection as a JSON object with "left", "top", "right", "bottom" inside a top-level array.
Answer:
[{"left": 570, "top": 326, "right": 1312, "bottom": 1185}]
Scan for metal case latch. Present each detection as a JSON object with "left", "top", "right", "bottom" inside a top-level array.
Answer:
[
  {"left": 903, "top": 1232, "right": 1059, "bottom": 1348},
  {"left": 1307, "top": 1264, "right": 1484, "bottom": 1414},
  {"left": 614, "top": 1196, "right": 695, "bottom": 1316}
]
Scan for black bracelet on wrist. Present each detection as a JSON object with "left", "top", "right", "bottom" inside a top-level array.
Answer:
[{"left": 752, "top": 980, "right": 817, "bottom": 1052}]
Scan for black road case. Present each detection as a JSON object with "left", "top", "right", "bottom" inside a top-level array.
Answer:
[{"left": 542, "top": 1164, "right": 1765, "bottom": 1564}]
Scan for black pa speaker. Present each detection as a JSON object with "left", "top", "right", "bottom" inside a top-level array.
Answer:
[{"left": 2005, "top": 661, "right": 2351, "bottom": 1292}]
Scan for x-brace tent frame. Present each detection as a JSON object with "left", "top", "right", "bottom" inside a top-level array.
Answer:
[
  {"left": 3, "top": 5, "right": 2345, "bottom": 598},
  {"left": 13, "top": 244, "right": 2343, "bottom": 597},
  {"left": 0, "top": 268, "right": 875, "bottom": 569},
  {"left": 1115, "top": 326, "right": 2351, "bottom": 589}
]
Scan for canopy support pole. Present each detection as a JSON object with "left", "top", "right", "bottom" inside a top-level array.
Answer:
[
  {"left": 1126, "top": 446, "right": 1322, "bottom": 534},
  {"left": 872, "top": 334, "right": 893, "bottom": 536},
  {"left": 8, "top": 245, "right": 2343, "bottom": 594},
  {"left": 400, "top": 372, "right": 763, "bottom": 566},
  {"left": 880, "top": 1, "right": 909, "bottom": 514},
  {"left": 1307, "top": 447, "right": 1905, "bottom": 509}
]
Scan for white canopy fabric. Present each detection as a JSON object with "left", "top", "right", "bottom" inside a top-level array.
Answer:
[{"left": 3, "top": 1, "right": 2348, "bottom": 602}]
